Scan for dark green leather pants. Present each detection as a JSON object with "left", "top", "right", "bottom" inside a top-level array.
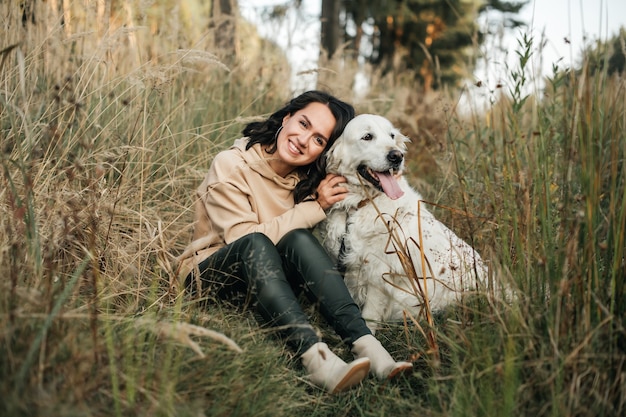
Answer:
[{"left": 185, "top": 229, "right": 371, "bottom": 355}]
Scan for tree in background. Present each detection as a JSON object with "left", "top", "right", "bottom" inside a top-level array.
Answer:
[
  {"left": 322, "top": 0, "right": 527, "bottom": 91},
  {"left": 583, "top": 26, "right": 626, "bottom": 76},
  {"left": 321, "top": 0, "right": 341, "bottom": 62},
  {"left": 211, "top": 0, "right": 239, "bottom": 63}
]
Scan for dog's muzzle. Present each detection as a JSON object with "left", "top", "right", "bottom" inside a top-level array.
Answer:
[
  {"left": 356, "top": 150, "right": 405, "bottom": 199},
  {"left": 387, "top": 149, "right": 404, "bottom": 167}
]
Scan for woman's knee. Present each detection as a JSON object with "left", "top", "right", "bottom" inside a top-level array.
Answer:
[
  {"left": 231, "top": 232, "right": 278, "bottom": 256},
  {"left": 277, "top": 228, "right": 317, "bottom": 250}
]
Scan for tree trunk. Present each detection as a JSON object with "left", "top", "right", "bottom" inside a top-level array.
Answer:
[
  {"left": 320, "top": 0, "right": 341, "bottom": 59},
  {"left": 210, "top": 0, "right": 238, "bottom": 62}
]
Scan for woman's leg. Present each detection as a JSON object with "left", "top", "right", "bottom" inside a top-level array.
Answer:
[
  {"left": 276, "top": 229, "right": 372, "bottom": 345},
  {"left": 278, "top": 229, "right": 413, "bottom": 380},
  {"left": 186, "top": 232, "right": 373, "bottom": 392},
  {"left": 186, "top": 233, "right": 320, "bottom": 355}
]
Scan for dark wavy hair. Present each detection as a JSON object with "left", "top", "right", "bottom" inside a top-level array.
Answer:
[{"left": 242, "top": 90, "right": 355, "bottom": 203}]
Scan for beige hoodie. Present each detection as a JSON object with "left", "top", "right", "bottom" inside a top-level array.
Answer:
[{"left": 178, "top": 138, "right": 326, "bottom": 279}]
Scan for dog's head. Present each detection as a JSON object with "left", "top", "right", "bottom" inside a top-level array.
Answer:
[{"left": 326, "top": 114, "right": 410, "bottom": 200}]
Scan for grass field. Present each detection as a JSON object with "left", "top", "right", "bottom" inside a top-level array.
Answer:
[{"left": 1, "top": 2, "right": 624, "bottom": 416}]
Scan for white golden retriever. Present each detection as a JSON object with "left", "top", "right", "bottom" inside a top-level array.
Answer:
[{"left": 319, "top": 114, "right": 489, "bottom": 333}]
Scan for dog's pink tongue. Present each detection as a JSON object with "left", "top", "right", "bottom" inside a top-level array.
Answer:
[{"left": 377, "top": 171, "right": 404, "bottom": 199}]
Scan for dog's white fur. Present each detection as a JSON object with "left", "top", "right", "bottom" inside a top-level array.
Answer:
[{"left": 320, "top": 114, "right": 489, "bottom": 333}]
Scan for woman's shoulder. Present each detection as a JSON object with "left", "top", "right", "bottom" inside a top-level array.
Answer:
[
  {"left": 212, "top": 147, "right": 243, "bottom": 167},
  {"left": 212, "top": 139, "right": 250, "bottom": 168},
  {"left": 207, "top": 139, "right": 265, "bottom": 184}
]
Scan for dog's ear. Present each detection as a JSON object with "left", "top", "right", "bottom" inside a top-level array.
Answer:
[
  {"left": 324, "top": 135, "right": 344, "bottom": 172},
  {"left": 392, "top": 127, "right": 410, "bottom": 151}
]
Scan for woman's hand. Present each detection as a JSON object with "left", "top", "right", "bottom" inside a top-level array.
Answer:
[{"left": 315, "top": 174, "right": 348, "bottom": 210}]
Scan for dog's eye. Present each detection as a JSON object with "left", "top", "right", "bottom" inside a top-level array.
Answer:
[
  {"left": 390, "top": 133, "right": 395, "bottom": 139},
  {"left": 361, "top": 133, "right": 373, "bottom": 141}
]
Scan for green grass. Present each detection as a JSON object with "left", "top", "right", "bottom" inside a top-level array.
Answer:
[{"left": 1, "top": 2, "right": 625, "bottom": 416}]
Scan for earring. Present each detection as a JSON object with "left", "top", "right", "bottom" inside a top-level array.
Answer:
[{"left": 273, "top": 126, "right": 283, "bottom": 142}]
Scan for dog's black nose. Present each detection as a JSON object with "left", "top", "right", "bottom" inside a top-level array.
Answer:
[{"left": 387, "top": 150, "right": 404, "bottom": 165}]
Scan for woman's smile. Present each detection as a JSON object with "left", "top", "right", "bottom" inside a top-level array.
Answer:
[{"left": 287, "top": 139, "right": 303, "bottom": 155}]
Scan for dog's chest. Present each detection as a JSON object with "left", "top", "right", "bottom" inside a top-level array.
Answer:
[{"left": 340, "top": 203, "right": 415, "bottom": 264}]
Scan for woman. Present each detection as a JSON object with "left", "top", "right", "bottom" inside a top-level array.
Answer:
[{"left": 178, "top": 91, "right": 412, "bottom": 394}]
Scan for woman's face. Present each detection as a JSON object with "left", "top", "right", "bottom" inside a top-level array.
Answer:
[{"left": 273, "top": 102, "right": 336, "bottom": 175}]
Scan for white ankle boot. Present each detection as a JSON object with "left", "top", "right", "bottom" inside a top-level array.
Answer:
[
  {"left": 301, "top": 342, "right": 370, "bottom": 393},
  {"left": 351, "top": 334, "right": 413, "bottom": 380}
]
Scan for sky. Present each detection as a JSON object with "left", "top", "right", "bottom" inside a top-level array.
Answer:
[
  {"left": 519, "top": 0, "right": 625, "bottom": 72},
  {"left": 239, "top": 0, "right": 626, "bottom": 98}
]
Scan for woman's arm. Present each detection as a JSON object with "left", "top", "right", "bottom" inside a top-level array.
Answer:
[{"left": 203, "top": 179, "right": 325, "bottom": 245}]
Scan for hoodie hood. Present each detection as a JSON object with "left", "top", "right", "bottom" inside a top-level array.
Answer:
[{"left": 231, "top": 138, "right": 300, "bottom": 190}]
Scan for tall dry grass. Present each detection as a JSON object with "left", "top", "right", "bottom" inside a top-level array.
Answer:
[
  {"left": 1, "top": 1, "right": 625, "bottom": 417},
  {"left": 432, "top": 33, "right": 626, "bottom": 415},
  {"left": 1, "top": 2, "right": 297, "bottom": 416}
]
